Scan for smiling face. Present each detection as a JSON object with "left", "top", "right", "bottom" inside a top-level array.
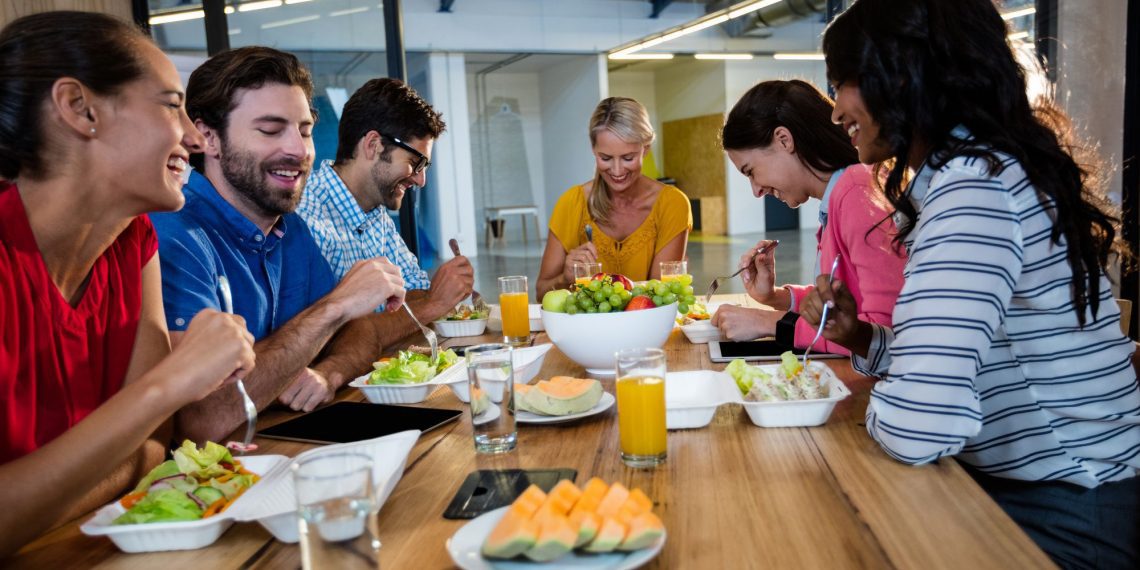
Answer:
[
  {"left": 592, "top": 129, "right": 646, "bottom": 193},
  {"left": 96, "top": 41, "right": 203, "bottom": 212},
  {"left": 204, "top": 83, "right": 315, "bottom": 218},
  {"left": 370, "top": 135, "right": 432, "bottom": 211},
  {"left": 830, "top": 82, "right": 892, "bottom": 165},
  {"left": 724, "top": 127, "right": 819, "bottom": 209}
]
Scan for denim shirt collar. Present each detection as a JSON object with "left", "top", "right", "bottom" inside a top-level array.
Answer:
[
  {"left": 184, "top": 169, "right": 286, "bottom": 252},
  {"left": 818, "top": 165, "right": 848, "bottom": 228}
]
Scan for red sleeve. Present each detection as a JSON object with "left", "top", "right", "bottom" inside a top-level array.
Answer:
[{"left": 136, "top": 214, "right": 158, "bottom": 266}]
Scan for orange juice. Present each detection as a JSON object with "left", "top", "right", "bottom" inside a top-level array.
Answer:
[
  {"left": 616, "top": 376, "right": 667, "bottom": 460},
  {"left": 661, "top": 274, "right": 684, "bottom": 284},
  {"left": 574, "top": 277, "right": 592, "bottom": 287},
  {"left": 499, "top": 291, "right": 530, "bottom": 341}
]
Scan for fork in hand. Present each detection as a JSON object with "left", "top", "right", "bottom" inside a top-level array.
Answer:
[
  {"left": 217, "top": 275, "right": 257, "bottom": 455},
  {"left": 448, "top": 238, "right": 487, "bottom": 311},
  {"left": 703, "top": 240, "right": 779, "bottom": 305},
  {"left": 403, "top": 304, "right": 440, "bottom": 364},
  {"left": 802, "top": 253, "right": 842, "bottom": 368}
]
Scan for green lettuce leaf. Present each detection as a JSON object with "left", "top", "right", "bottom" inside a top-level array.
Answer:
[
  {"left": 206, "top": 474, "right": 257, "bottom": 501},
  {"left": 779, "top": 351, "right": 803, "bottom": 380},
  {"left": 725, "top": 359, "right": 770, "bottom": 396},
  {"left": 131, "top": 460, "right": 181, "bottom": 493},
  {"left": 173, "top": 440, "right": 234, "bottom": 479},
  {"left": 368, "top": 349, "right": 459, "bottom": 385},
  {"left": 113, "top": 489, "right": 204, "bottom": 525}
]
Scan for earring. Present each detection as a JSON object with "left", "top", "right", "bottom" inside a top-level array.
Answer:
[{"left": 90, "top": 128, "right": 96, "bottom": 135}]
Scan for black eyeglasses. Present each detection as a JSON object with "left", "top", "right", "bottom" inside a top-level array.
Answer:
[{"left": 381, "top": 134, "right": 431, "bottom": 174}]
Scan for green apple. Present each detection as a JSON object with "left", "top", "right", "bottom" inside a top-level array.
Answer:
[{"left": 541, "top": 289, "right": 572, "bottom": 312}]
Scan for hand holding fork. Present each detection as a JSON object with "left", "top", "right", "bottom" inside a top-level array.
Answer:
[{"left": 798, "top": 255, "right": 872, "bottom": 360}]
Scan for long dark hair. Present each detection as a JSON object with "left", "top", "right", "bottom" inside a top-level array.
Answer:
[
  {"left": 722, "top": 79, "right": 858, "bottom": 175},
  {"left": 0, "top": 12, "right": 149, "bottom": 180},
  {"left": 823, "top": 0, "right": 1122, "bottom": 325}
]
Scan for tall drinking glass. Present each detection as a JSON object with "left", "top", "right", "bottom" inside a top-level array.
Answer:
[
  {"left": 573, "top": 262, "right": 604, "bottom": 287},
  {"left": 498, "top": 276, "right": 529, "bottom": 346},
  {"left": 467, "top": 343, "right": 517, "bottom": 453},
  {"left": 659, "top": 260, "right": 687, "bottom": 284},
  {"left": 294, "top": 453, "right": 380, "bottom": 570},
  {"left": 615, "top": 348, "right": 667, "bottom": 468}
]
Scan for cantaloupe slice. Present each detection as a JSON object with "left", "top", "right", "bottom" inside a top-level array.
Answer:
[
  {"left": 510, "top": 485, "right": 547, "bottom": 518},
  {"left": 523, "top": 377, "right": 603, "bottom": 416},
  {"left": 514, "top": 383, "right": 534, "bottom": 413},
  {"left": 568, "top": 477, "right": 608, "bottom": 517},
  {"left": 568, "top": 509, "right": 600, "bottom": 547},
  {"left": 613, "top": 487, "right": 654, "bottom": 524},
  {"left": 524, "top": 512, "right": 577, "bottom": 562},
  {"left": 482, "top": 510, "right": 539, "bottom": 558},
  {"left": 582, "top": 516, "right": 627, "bottom": 553},
  {"left": 532, "top": 479, "right": 582, "bottom": 518},
  {"left": 594, "top": 482, "right": 630, "bottom": 519},
  {"left": 617, "top": 511, "right": 665, "bottom": 551}
]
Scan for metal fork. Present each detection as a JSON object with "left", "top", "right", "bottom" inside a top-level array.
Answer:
[
  {"left": 703, "top": 240, "right": 779, "bottom": 305},
  {"left": 802, "top": 253, "right": 842, "bottom": 367},
  {"left": 448, "top": 238, "right": 487, "bottom": 311},
  {"left": 403, "top": 304, "right": 440, "bottom": 364},
  {"left": 217, "top": 276, "right": 257, "bottom": 454}
]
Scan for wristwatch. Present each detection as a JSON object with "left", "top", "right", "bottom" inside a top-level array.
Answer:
[{"left": 775, "top": 311, "right": 800, "bottom": 349}]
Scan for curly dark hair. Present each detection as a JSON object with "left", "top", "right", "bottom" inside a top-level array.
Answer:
[
  {"left": 334, "top": 77, "right": 446, "bottom": 164},
  {"left": 823, "top": 0, "right": 1123, "bottom": 325},
  {"left": 0, "top": 12, "right": 150, "bottom": 180},
  {"left": 722, "top": 79, "right": 858, "bottom": 175}
]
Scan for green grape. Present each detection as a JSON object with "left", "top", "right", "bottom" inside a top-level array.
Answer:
[
  {"left": 678, "top": 303, "right": 690, "bottom": 314},
  {"left": 631, "top": 286, "right": 645, "bottom": 297},
  {"left": 652, "top": 295, "right": 664, "bottom": 306},
  {"left": 663, "top": 292, "right": 677, "bottom": 305},
  {"left": 682, "top": 285, "right": 694, "bottom": 295},
  {"left": 601, "top": 284, "right": 614, "bottom": 297},
  {"left": 598, "top": 301, "right": 612, "bottom": 313},
  {"left": 679, "top": 274, "right": 693, "bottom": 286},
  {"left": 669, "top": 281, "right": 683, "bottom": 294},
  {"left": 593, "top": 291, "right": 606, "bottom": 303},
  {"left": 566, "top": 304, "right": 580, "bottom": 315},
  {"left": 586, "top": 306, "right": 598, "bottom": 313},
  {"left": 587, "top": 280, "right": 601, "bottom": 291},
  {"left": 608, "top": 294, "right": 621, "bottom": 306},
  {"left": 563, "top": 297, "right": 576, "bottom": 311},
  {"left": 653, "top": 283, "right": 668, "bottom": 296},
  {"left": 682, "top": 294, "right": 696, "bottom": 305},
  {"left": 578, "top": 297, "right": 592, "bottom": 310},
  {"left": 619, "top": 289, "right": 632, "bottom": 301},
  {"left": 612, "top": 282, "right": 625, "bottom": 293}
]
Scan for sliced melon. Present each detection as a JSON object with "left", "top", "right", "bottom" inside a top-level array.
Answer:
[
  {"left": 471, "top": 386, "right": 491, "bottom": 416},
  {"left": 514, "top": 383, "right": 535, "bottom": 412},
  {"left": 582, "top": 516, "right": 627, "bottom": 553},
  {"left": 523, "top": 377, "right": 603, "bottom": 416},
  {"left": 568, "top": 509, "right": 600, "bottom": 547},
  {"left": 617, "top": 511, "right": 665, "bottom": 551},
  {"left": 482, "top": 510, "right": 539, "bottom": 558},
  {"left": 524, "top": 512, "right": 577, "bottom": 562},
  {"left": 510, "top": 485, "right": 547, "bottom": 518},
  {"left": 614, "top": 487, "right": 654, "bottom": 524},
  {"left": 594, "top": 482, "right": 630, "bottom": 519},
  {"left": 568, "top": 477, "right": 608, "bottom": 517},
  {"left": 532, "top": 479, "right": 582, "bottom": 518}
]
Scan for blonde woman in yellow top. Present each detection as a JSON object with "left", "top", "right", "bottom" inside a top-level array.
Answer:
[{"left": 536, "top": 97, "right": 692, "bottom": 298}]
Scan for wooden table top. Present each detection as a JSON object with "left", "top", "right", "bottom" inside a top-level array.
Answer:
[{"left": 11, "top": 296, "right": 1055, "bottom": 569}]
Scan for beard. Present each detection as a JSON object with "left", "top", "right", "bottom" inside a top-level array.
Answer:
[
  {"left": 218, "top": 138, "right": 307, "bottom": 218},
  {"left": 370, "top": 152, "right": 412, "bottom": 211}
]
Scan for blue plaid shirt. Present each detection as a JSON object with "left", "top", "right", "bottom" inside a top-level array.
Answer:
[{"left": 298, "top": 160, "right": 432, "bottom": 294}]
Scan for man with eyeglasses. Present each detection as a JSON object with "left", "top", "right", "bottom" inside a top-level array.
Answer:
[{"left": 294, "top": 78, "right": 474, "bottom": 385}]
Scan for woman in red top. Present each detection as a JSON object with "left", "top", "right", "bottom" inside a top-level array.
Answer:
[{"left": 0, "top": 12, "right": 255, "bottom": 556}]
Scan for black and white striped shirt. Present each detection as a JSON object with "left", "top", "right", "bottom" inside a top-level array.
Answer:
[{"left": 854, "top": 137, "right": 1140, "bottom": 488}]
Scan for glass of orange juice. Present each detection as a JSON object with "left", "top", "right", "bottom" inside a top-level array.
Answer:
[
  {"left": 573, "top": 262, "right": 603, "bottom": 287},
  {"left": 615, "top": 347, "right": 667, "bottom": 468},
  {"left": 498, "top": 276, "right": 530, "bottom": 347},
  {"left": 659, "top": 260, "right": 687, "bottom": 284}
]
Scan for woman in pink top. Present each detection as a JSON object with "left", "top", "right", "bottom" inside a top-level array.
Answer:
[{"left": 712, "top": 80, "right": 905, "bottom": 355}]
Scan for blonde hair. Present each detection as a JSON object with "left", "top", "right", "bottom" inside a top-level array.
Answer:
[{"left": 587, "top": 97, "right": 655, "bottom": 225}]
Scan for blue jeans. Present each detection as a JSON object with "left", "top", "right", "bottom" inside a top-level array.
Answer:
[{"left": 964, "top": 464, "right": 1140, "bottom": 569}]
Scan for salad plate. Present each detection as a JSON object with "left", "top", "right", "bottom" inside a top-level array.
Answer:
[
  {"left": 446, "top": 506, "right": 664, "bottom": 570},
  {"left": 516, "top": 392, "right": 615, "bottom": 425}
]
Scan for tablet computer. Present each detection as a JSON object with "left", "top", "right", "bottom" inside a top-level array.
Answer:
[
  {"left": 708, "top": 339, "right": 843, "bottom": 363},
  {"left": 258, "top": 401, "right": 461, "bottom": 445}
]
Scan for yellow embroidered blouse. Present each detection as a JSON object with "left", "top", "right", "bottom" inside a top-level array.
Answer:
[{"left": 548, "top": 184, "right": 693, "bottom": 281}]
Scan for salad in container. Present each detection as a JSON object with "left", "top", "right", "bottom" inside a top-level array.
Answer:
[
  {"left": 349, "top": 347, "right": 464, "bottom": 404},
  {"left": 434, "top": 304, "right": 489, "bottom": 337}
]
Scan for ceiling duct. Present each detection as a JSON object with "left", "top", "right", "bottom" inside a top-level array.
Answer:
[{"left": 713, "top": 0, "right": 827, "bottom": 38}]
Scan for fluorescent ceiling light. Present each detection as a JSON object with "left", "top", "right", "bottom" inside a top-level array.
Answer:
[
  {"left": 225, "top": 6, "right": 235, "bottom": 13},
  {"left": 149, "top": 10, "right": 204, "bottom": 25},
  {"left": 330, "top": 6, "right": 370, "bottom": 17},
  {"left": 728, "top": 0, "right": 783, "bottom": 19},
  {"left": 285, "top": 0, "right": 314, "bottom": 4},
  {"left": 773, "top": 52, "right": 825, "bottom": 60},
  {"left": 695, "top": 53, "right": 753, "bottom": 60},
  {"left": 1001, "top": 7, "right": 1037, "bottom": 20},
  {"left": 1007, "top": 30, "right": 1030, "bottom": 41},
  {"left": 262, "top": 14, "right": 320, "bottom": 29},
  {"left": 229, "top": 28, "right": 242, "bottom": 35},
  {"left": 609, "top": 53, "right": 675, "bottom": 60},
  {"left": 239, "top": 0, "right": 283, "bottom": 12}
]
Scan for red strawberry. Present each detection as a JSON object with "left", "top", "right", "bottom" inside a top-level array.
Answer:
[{"left": 624, "top": 295, "right": 656, "bottom": 311}]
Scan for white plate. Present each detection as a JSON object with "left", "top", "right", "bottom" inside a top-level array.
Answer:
[
  {"left": 446, "top": 506, "right": 664, "bottom": 570},
  {"left": 516, "top": 392, "right": 615, "bottom": 425},
  {"left": 444, "top": 344, "right": 553, "bottom": 403},
  {"left": 80, "top": 455, "right": 289, "bottom": 553},
  {"left": 473, "top": 402, "right": 501, "bottom": 425},
  {"left": 349, "top": 360, "right": 467, "bottom": 404},
  {"left": 664, "top": 371, "right": 741, "bottom": 429}
]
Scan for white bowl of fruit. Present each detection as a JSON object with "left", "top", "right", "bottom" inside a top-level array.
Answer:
[{"left": 540, "top": 273, "right": 688, "bottom": 376}]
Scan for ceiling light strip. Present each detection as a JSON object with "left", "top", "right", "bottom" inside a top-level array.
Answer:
[
  {"left": 694, "top": 53, "right": 753, "bottom": 60},
  {"left": 609, "top": 0, "right": 784, "bottom": 57},
  {"left": 772, "top": 52, "right": 824, "bottom": 60}
]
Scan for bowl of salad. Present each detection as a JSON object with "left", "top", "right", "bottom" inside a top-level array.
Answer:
[
  {"left": 433, "top": 304, "right": 489, "bottom": 338},
  {"left": 348, "top": 347, "right": 463, "bottom": 404}
]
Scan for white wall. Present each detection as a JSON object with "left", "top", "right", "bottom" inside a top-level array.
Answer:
[
  {"left": 539, "top": 55, "right": 608, "bottom": 222},
  {"left": 420, "top": 52, "right": 479, "bottom": 257},
  {"left": 608, "top": 71, "right": 662, "bottom": 172}
]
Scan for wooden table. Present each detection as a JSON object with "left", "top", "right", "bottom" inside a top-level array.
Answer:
[{"left": 12, "top": 298, "right": 1055, "bottom": 569}]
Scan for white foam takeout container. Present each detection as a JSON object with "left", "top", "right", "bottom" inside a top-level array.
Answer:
[
  {"left": 432, "top": 318, "right": 488, "bottom": 338},
  {"left": 677, "top": 302, "right": 734, "bottom": 344},
  {"left": 444, "top": 344, "right": 553, "bottom": 403},
  {"left": 486, "top": 303, "right": 544, "bottom": 333},
  {"left": 80, "top": 430, "right": 422, "bottom": 552},
  {"left": 664, "top": 364, "right": 850, "bottom": 429},
  {"left": 349, "top": 358, "right": 467, "bottom": 404}
]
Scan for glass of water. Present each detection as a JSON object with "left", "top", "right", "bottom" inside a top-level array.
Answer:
[
  {"left": 466, "top": 343, "right": 517, "bottom": 454},
  {"left": 294, "top": 453, "right": 380, "bottom": 570}
]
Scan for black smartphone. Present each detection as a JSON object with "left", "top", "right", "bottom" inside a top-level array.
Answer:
[
  {"left": 258, "top": 401, "right": 461, "bottom": 445},
  {"left": 443, "top": 468, "right": 578, "bottom": 519}
]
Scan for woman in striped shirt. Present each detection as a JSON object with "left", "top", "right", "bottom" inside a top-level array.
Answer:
[{"left": 804, "top": 0, "right": 1140, "bottom": 566}]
